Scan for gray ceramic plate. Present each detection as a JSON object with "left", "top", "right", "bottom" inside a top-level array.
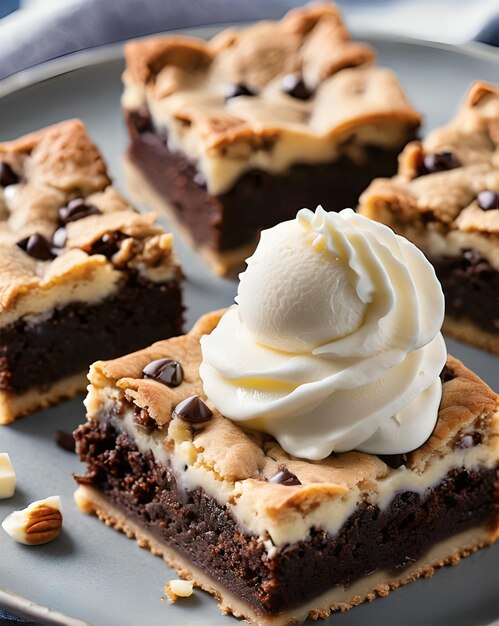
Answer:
[{"left": 0, "top": 26, "right": 498, "bottom": 626}]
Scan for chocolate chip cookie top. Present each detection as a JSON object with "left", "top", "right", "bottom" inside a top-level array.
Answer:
[
  {"left": 122, "top": 3, "right": 420, "bottom": 172},
  {"left": 360, "top": 81, "right": 499, "bottom": 235},
  {"left": 0, "top": 120, "right": 179, "bottom": 320},
  {"left": 88, "top": 309, "right": 497, "bottom": 500}
]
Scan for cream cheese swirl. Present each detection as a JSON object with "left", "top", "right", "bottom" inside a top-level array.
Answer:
[{"left": 200, "top": 207, "right": 446, "bottom": 460}]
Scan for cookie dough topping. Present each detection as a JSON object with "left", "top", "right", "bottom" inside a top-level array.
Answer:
[{"left": 200, "top": 207, "right": 446, "bottom": 460}]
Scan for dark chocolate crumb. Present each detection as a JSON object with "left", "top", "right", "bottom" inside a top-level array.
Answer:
[
  {"left": 143, "top": 358, "right": 184, "bottom": 387},
  {"left": 133, "top": 106, "right": 153, "bottom": 133},
  {"left": 378, "top": 453, "right": 409, "bottom": 470},
  {"left": 269, "top": 468, "right": 301, "bottom": 486},
  {"left": 59, "top": 198, "right": 102, "bottom": 224},
  {"left": 0, "top": 162, "right": 19, "bottom": 187},
  {"left": 16, "top": 233, "right": 56, "bottom": 261},
  {"left": 55, "top": 430, "right": 76, "bottom": 453},
  {"left": 421, "top": 151, "right": 460, "bottom": 174},
  {"left": 477, "top": 190, "right": 499, "bottom": 211},
  {"left": 173, "top": 396, "right": 213, "bottom": 423},
  {"left": 225, "top": 83, "right": 256, "bottom": 100},
  {"left": 393, "top": 555, "right": 417, "bottom": 570},
  {"left": 456, "top": 432, "right": 482, "bottom": 449},
  {"left": 133, "top": 407, "right": 157, "bottom": 432},
  {"left": 439, "top": 364, "right": 455, "bottom": 383},
  {"left": 281, "top": 74, "right": 312, "bottom": 100},
  {"left": 458, "top": 249, "right": 492, "bottom": 279}
]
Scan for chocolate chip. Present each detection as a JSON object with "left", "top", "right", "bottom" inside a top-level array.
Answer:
[
  {"left": 439, "top": 364, "right": 455, "bottom": 383},
  {"left": 379, "top": 453, "right": 408, "bottom": 470},
  {"left": 54, "top": 430, "right": 76, "bottom": 453},
  {"left": 16, "top": 233, "right": 56, "bottom": 261},
  {"left": 225, "top": 83, "right": 255, "bottom": 100},
  {"left": 173, "top": 396, "right": 213, "bottom": 423},
  {"left": 269, "top": 468, "right": 301, "bottom": 486},
  {"left": 477, "top": 190, "right": 499, "bottom": 211},
  {"left": 51, "top": 226, "right": 67, "bottom": 250},
  {"left": 89, "top": 232, "right": 123, "bottom": 258},
  {"left": 421, "top": 151, "right": 461, "bottom": 174},
  {"left": 456, "top": 433, "right": 482, "bottom": 449},
  {"left": 281, "top": 74, "right": 312, "bottom": 100},
  {"left": 143, "top": 358, "right": 184, "bottom": 387},
  {"left": 59, "top": 198, "right": 101, "bottom": 225},
  {"left": 0, "top": 162, "right": 19, "bottom": 187}
]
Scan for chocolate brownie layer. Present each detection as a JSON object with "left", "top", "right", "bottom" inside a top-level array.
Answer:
[
  {"left": 126, "top": 109, "right": 404, "bottom": 253},
  {"left": 432, "top": 250, "right": 499, "bottom": 335},
  {"left": 74, "top": 417, "right": 496, "bottom": 617},
  {"left": 0, "top": 275, "right": 183, "bottom": 396}
]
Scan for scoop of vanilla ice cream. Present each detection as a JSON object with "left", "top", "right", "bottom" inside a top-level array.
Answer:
[
  {"left": 200, "top": 207, "right": 446, "bottom": 460},
  {"left": 237, "top": 219, "right": 367, "bottom": 353}
]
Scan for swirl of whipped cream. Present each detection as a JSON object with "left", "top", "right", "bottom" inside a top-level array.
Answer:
[{"left": 200, "top": 207, "right": 446, "bottom": 460}]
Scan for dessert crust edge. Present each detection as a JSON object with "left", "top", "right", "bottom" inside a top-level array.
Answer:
[
  {"left": 75, "top": 483, "right": 497, "bottom": 626},
  {"left": 0, "top": 371, "right": 88, "bottom": 425}
]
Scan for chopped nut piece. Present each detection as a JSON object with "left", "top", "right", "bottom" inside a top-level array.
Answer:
[
  {"left": 0, "top": 453, "right": 16, "bottom": 499},
  {"left": 2, "top": 495, "right": 62, "bottom": 545},
  {"left": 165, "top": 579, "right": 194, "bottom": 602}
]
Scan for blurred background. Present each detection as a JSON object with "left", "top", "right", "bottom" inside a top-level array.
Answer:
[{"left": 0, "top": 0, "right": 497, "bottom": 82}]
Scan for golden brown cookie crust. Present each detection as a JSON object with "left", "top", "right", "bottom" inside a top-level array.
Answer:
[
  {"left": 360, "top": 81, "right": 499, "bottom": 238},
  {"left": 122, "top": 3, "right": 421, "bottom": 161},
  {"left": 86, "top": 310, "right": 499, "bottom": 506},
  {"left": 0, "top": 120, "right": 179, "bottom": 320}
]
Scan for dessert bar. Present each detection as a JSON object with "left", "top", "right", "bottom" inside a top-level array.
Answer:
[
  {"left": 0, "top": 120, "right": 183, "bottom": 424},
  {"left": 75, "top": 209, "right": 498, "bottom": 625},
  {"left": 74, "top": 313, "right": 498, "bottom": 625},
  {"left": 122, "top": 3, "right": 421, "bottom": 274},
  {"left": 360, "top": 81, "right": 499, "bottom": 353}
]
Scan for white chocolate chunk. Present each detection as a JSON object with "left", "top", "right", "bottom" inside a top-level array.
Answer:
[
  {"left": 165, "top": 579, "right": 194, "bottom": 602},
  {"left": 2, "top": 495, "right": 62, "bottom": 545},
  {"left": 0, "top": 453, "right": 16, "bottom": 499}
]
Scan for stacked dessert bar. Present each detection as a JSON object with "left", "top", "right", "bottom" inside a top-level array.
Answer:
[
  {"left": 0, "top": 120, "right": 183, "bottom": 423},
  {"left": 122, "top": 3, "right": 421, "bottom": 274},
  {"left": 360, "top": 81, "right": 499, "bottom": 354},
  {"left": 74, "top": 209, "right": 499, "bottom": 625}
]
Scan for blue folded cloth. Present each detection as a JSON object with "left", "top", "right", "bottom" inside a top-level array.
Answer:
[
  {"left": 476, "top": 13, "right": 499, "bottom": 46},
  {"left": 0, "top": 0, "right": 300, "bottom": 81},
  {"left": 0, "top": 0, "right": 497, "bottom": 83},
  {"left": 0, "top": 613, "right": 35, "bottom": 625}
]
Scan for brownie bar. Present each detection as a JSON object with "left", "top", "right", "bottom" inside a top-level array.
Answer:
[
  {"left": 0, "top": 275, "right": 182, "bottom": 397},
  {"left": 359, "top": 81, "right": 499, "bottom": 353},
  {"left": 122, "top": 4, "right": 420, "bottom": 274},
  {"left": 75, "top": 417, "right": 496, "bottom": 618},
  {"left": 74, "top": 311, "right": 499, "bottom": 625},
  {"left": 431, "top": 251, "right": 499, "bottom": 336},
  {"left": 126, "top": 109, "right": 404, "bottom": 254},
  {"left": 0, "top": 120, "right": 184, "bottom": 423}
]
